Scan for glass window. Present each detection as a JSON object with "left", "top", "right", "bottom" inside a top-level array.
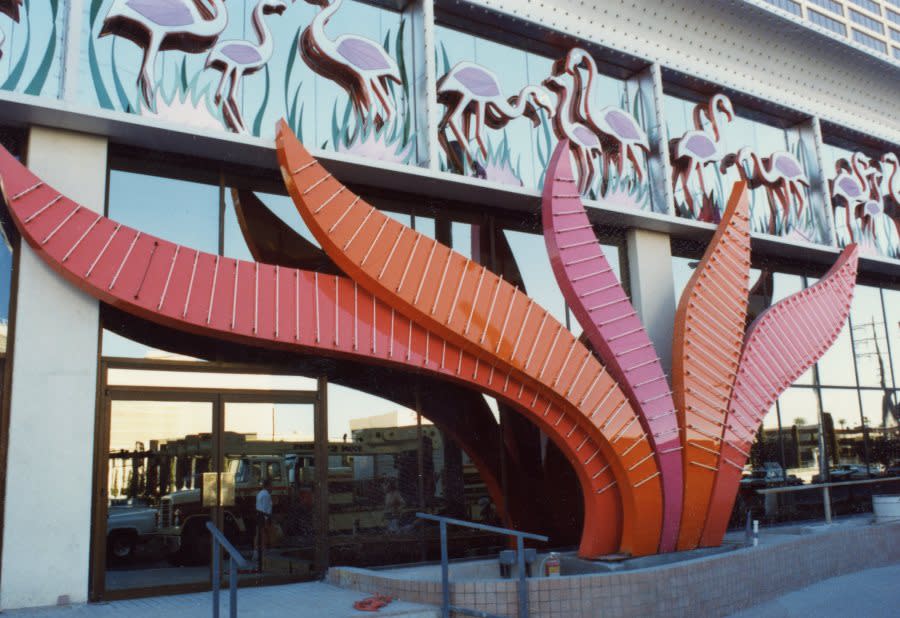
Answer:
[
  {"left": 808, "top": 9, "right": 848, "bottom": 35},
  {"left": 108, "top": 170, "right": 220, "bottom": 253},
  {"left": 223, "top": 189, "right": 321, "bottom": 261},
  {"left": 104, "top": 399, "right": 214, "bottom": 592},
  {"left": 849, "top": 0, "right": 882, "bottom": 16},
  {"left": 850, "top": 9, "right": 886, "bottom": 33},
  {"left": 891, "top": 28, "right": 900, "bottom": 42},
  {"left": 451, "top": 222, "right": 472, "bottom": 259},
  {"left": 850, "top": 286, "right": 894, "bottom": 388},
  {"left": 817, "top": 323, "right": 857, "bottom": 387},
  {"left": 820, "top": 388, "right": 864, "bottom": 468},
  {"left": 889, "top": 9, "right": 900, "bottom": 25},
  {"left": 883, "top": 289, "right": 900, "bottom": 388},
  {"left": 777, "top": 388, "right": 820, "bottom": 482},
  {"left": 809, "top": 0, "right": 844, "bottom": 15},
  {"left": 852, "top": 29, "right": 888, "bottom": 53},
  {"left": 504, "top": 229, "right": 567, "bottom": 325},
  {"left": 764, "top": 0, "right": 802, "bottom": 16}
]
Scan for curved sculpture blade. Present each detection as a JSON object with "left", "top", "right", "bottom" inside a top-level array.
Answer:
[
  {"left": 541, "top": 140, "right": 682, "bottom": 553},
  {"left": 231, "top": 188, "right": 341, "bottom": 274},
  {"left": 276, "top": 121, "right": 663, "bottom": 556},
  {"left": 0, "top": 143, "right": 626, "bottom": 558},
  {"left": 701, "top": 244, "right": 858, "bottom": 546},
  {"left": 672, "top": 181, "right": 751, "bottom": 550}
]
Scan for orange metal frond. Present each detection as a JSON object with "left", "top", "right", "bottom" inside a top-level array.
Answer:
[
  {"left": 276, "top": 121, "right": 663, "bottom": 557},
  {"left": 672, "top": 181, "right": 751, "bottom": 551}
]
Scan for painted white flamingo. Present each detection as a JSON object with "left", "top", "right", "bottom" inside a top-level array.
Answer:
[
  {"left": 721, "top": 147, "right": 810, "bottom": 234},
  {"left": 300, "top": 0, "right": 401, "bottom": 130},
  {"left": 0, "top": 0, "right": 22, "bottom": 61},
  {"left": 205, "top": 0, "right": 287, "bottom": 134},
  {"left": 437, "top": 61, "right": 553, "bottom": 173},
  {"left": 670, "top": 94, "right": 734, "bottom": 219},
  {"left": 830, "top": 152, "right": 875, "bottom": 243},
  {"left": 100, "top": 0, "right": 228, "bottom": 109},
  {"left": 560, "top": 48, "right": 650, "bottom": 184},
  {"left": 543, "top": 72, "right": 603, "bottom": 193}
]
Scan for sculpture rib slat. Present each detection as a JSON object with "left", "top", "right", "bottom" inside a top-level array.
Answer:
[
  {"left": 276, "top": 121, "right": 663, "bottom": 556},
  {"left": 700, "top": 244, "right": 858, "bottom": 546},
  {"left": 541, "top": 140, "right": 682, "bottom": 553},
  {"left": 672, "top": 181, "right": 751, "bottom": 550}
]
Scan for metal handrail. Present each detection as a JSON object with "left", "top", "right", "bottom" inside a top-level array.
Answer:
[
  {"left": 755, "top": 475, "right": 900, "bottom": 494},
  {"left": 416, "top": 513, "right": 549, "bottom": 618},
  {"left": 206, "top": 521, "right": 250, "bottom": 618}
]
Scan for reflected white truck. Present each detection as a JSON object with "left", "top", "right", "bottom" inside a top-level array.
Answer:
[{"left": 107, "top": 502, "right": 158, "bottom": 562}]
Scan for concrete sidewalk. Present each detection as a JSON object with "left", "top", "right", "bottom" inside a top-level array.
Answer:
[
  {"left": 0, "top": 581, "right": 439, "bottom": 618},
  {"left": 727, "top": 563, "right": 900, "bottom": 618}
]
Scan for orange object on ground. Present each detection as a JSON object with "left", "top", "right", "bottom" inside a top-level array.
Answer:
[{"left": 353, "top": 594, "right": 393, "bottom": 612}]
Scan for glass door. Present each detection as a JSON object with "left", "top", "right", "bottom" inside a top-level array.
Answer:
[
  {"left": 97, "top": 392, "right": 218, "bottom": 597},
  {"left": 221, "top": 393, "right": 321, "bottom": 586}
]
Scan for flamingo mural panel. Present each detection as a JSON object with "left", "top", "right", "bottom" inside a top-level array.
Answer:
[
  {"left": 83, "top": 0, "right": 418, "bottom": 160},
  {"left": 0, "top": 0, "right": 61, "bottom": 96},
  {"left": 826, "top": 148, "right": 900, "bottom": 259}
]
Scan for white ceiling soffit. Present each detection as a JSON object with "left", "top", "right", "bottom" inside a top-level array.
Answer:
[{"left": 459, "top": 0, "right": 900, "bottom": 146}]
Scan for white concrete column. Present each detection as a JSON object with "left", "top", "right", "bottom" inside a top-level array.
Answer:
[
  {"left": 626, "top": 228, "right": 676, "bottom": 377},
  {"left": 1, "top": 127, "right": 106, "bottom": 609}
]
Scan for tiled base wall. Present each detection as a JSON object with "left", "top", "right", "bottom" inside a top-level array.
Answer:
[{"left": 327, "top": 522, "right": 900, "bottom": 617}]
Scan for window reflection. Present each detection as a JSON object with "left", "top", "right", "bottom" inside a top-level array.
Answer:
[
  {"left": 105, "top": 400, "right": 214, "bottom": 592},
  {"left": 108, "top": 170, "right": 220, "bottom": 253},
  {"left": 850, "top": 286, "right": 894, "bottom": 388}
]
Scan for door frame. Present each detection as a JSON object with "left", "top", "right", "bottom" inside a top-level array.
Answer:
[{"left": 90, "top": 363, "right": 324, "bottom": 601}]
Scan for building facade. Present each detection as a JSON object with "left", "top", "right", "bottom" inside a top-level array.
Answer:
[{"left": 0, "top": 0, "right": 897, "bottom": 610}]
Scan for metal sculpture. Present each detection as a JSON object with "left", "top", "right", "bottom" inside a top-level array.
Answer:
[
  {"left": 830, "top": 152, "right": 878, "bottom": 243},
  {"left": 300, "top": 0, "right": 402, "bottom": 130},
  {"left": 0, "top": 114, "right": 864, "bottom": 559},
  {"left": 670, "top": 94, "right": 734, "bottom": 219},
  {"left": 100, "top": 0, "right": 228, "bottom": 109},
  {"left": 0, "top": 138, "right": 626, "bottom": 559},
  {"left": 0, "top": 0, "right": 22, "bottom": 60},
  {"left": 205, "top": 0, "right": 287, "bottom": 133},
  {"left": 701, "top": 245, "right": 858, "bottom": 546},
  {"left": 672, "top": 181, "right": 751, "bottom": 550},
  {"left": 276, "top": 120, "right": 665, "bottom": 558},
  {"left": 542, "top": 140, "right": 683, "bottom": 553},
  {"left": 542, "top": 72, "right": 603, "bottom": 193},
  {"left": 437, "top": 61, "right": 552, "bottom": 174},
  {"left": 558, "top": 48, "right": 650, "bottom": 186},
  {"left": 721, "top": 147, "right": 810, "bottom": 234}
]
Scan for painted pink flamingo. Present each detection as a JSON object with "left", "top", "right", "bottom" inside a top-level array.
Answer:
[
  {"left": 721, "top": 147, "right": 810, "bottom": 234},
  {"left": 560, "top": 48, "right": 650, "bottom": 185},
  {"left": 100, "top": 0, "right": 228, "bottom": 109},
  {"left": 542, "top": 72, "right": 603, "bottom": 193},
  {"left": 437, "top": 61, "right": 553, "bottom": 174},
  {"left": 300, "top": 0, "right": 402, "bottom": 131},
  {"left": 0, "top": 0, "right": 22, "bottom": 60},
  {"left": 205, "top": 0, "right": 287, "bottom": 134},
  {"left": 880, "top": 153, "right": 900, "bottom": 247},
  {"left": 669, "top": 94, "right": 734, "bottom": 219},
  {"left": 830, "top": 152, "right": 874, "bottom": 243}
]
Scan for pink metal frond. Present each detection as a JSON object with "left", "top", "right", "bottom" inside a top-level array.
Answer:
[
  {"left": 701, "top": 244, "right": 859, "bottom": 546},
  {"left": 541, "top": 140, "right": 683, "bottom": 553}
]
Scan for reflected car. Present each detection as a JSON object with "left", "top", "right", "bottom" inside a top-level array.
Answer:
[{"left": 107, "top": 500, "right": 158, "bottom": 562}]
